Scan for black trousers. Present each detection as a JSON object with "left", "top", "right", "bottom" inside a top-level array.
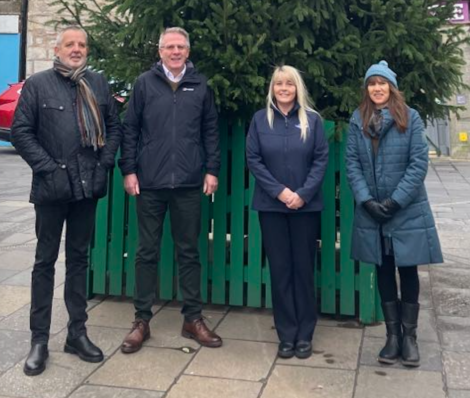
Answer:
[
  {"left": 259, "top": 211, "right": 320, "bottom": 343},
  {"left": 31, "top": 199, "right": 97, "bottom": 343},
  {"left": 134, "top": 188, "right": 203, "bottom": 322},
  {"left": 376, "top": 252, "right": 420, "bottom": 304}
]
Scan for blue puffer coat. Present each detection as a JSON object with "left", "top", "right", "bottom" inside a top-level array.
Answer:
[{"left": 346, "top": 107, "right": 443, "bottom": 267}]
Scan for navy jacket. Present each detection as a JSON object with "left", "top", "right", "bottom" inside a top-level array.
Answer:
[
  {"left": 346, "top": 107, "right": 443, "bottom": 266},
  {"left": 246, "top": 105, "right": 329, "bottom": 213},
  {"left": 119, "top": 61, "right": 220, "bottom": 189}
]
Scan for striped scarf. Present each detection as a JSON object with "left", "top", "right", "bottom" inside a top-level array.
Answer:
[{"left": 53, "top": 57, "right": 105, "bottom": 150}]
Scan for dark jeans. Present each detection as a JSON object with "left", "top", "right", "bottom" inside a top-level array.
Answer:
[
  {"left": 134, "top": 188, "right": 203, "bottom": 322},
  {"left": 376, "top": 253, "right": 420, "bottom": 304},
  {"left": 31, "top": 199, "right": 97, "bottom": 343},
  {"left": 259, "top": 211, "right": 320, "bottom": 343}
]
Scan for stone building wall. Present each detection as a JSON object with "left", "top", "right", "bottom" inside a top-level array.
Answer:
[
  {"left": 26, "top": 0, "right": 62, "bottom": 76},
  {"left": 0, "top": 0, "right": 21, "bottom": 14}
]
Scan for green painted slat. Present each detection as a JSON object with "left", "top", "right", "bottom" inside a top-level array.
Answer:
[
  {"left": 159, "top": 215, "right": 174, "bottom": 300},
  {"left": 229, "top": 120, "right": 245, "bottom": 306},
  {"left": 199, "top": 194, "right": 210, "bottom": 303},
  {"left": 90, "top": 173, "right": 110, "bottom": 294},
  {"left": 339, "top": 129, "right": 356, "bottom": 315},
  {"left": 359, "top": 262, "right": 377, "bottom": 324},
  {"left": 107, "top": 168, "right": 126, "bottom": 295},
  {"left": 247, "top": 174, "right": 262, "bottom": 307},
  {"left": 125, "top": 195, "right": 138, "bottom": 297},
  {"left": 320, "top": 124, "right": 337, "bottom": 314},
  {"left": 211, "top": 119, "right": 228, "bottom": 304}
]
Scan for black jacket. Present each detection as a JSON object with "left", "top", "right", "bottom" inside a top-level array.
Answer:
[
  {"left": 11, "top": 68, "right": 122, "bottom": 204},
  {"left": 246, "top": 105, "right": 329, "bottom": 212},
  {"left": 118, "top": 62, "right": 220, "bottom": 189}
]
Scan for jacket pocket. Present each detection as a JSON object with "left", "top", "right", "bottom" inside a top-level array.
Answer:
[
  {"left": 92, "top": 162, "right": 109, "bottom": 198},
  {"left": 33, "top": 164, "right": 73, "bottom": 203}
]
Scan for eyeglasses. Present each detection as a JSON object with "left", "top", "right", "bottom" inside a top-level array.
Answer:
[{"left": 160, "top": 44, "right": 189, "bottom": 51}]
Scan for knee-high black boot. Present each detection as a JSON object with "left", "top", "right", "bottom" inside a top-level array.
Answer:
[
  {"left": 378, "top": 301, "right": 402, "bottom": 364},
  {"left": 401, "top": 302, "right": 420, "bottom": 367}
]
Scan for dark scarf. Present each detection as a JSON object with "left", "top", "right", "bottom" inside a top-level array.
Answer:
[
  {"left": 368, "top": 109, "right": 383, "bottom": 156},
  {"left": 53, "top": 57, "right": 105, "bottom": 150}
]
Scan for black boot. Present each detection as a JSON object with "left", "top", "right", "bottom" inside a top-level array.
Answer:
[
  {"left": 378, "top": 301, "right": 402, "bottom": 364},
  {"left": 64, "top": 335, "right": 104, "bottom": 363},
  {"left": 24, "top": 343, "right": 48, "bottom": 376},
  {"left": 401, "top": 302, "right": 420, "bottom": 367}
]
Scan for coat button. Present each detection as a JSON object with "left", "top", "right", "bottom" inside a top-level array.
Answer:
[
  {"left": 59, "top": 106, "right": 64, "bottom": 110},
  {"left": 60, "top": 164, "right": 66, "bottom": 169},
  {"left": 43, "top": 104, "right": 46, "bottom": 108},
  {"left": 82, "top": 180, "right": 86, "bottom": 184}
]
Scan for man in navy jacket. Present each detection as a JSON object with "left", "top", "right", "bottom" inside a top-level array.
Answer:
[{"left": 119, "top": 27, "right": 222, "bottom": 353}]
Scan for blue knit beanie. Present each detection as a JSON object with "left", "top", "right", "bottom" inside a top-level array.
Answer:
[{"left": 364, "top": 60, "right": 398, "bottom": 88}]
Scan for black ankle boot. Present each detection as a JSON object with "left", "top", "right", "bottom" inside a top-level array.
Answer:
[
  {"left": 378, "top": 301, "right": 402, "bottom": 364},
  {"left": 64, "top": 335, "right": 104, "bottom": 363},
  {"left": 24, "top": 343, "right": 48, "bottom": 376},
  {"left": 401, "top": 302, "right": 420, "bottom": 367}
]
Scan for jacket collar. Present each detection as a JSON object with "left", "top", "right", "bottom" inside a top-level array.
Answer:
[
  {"left": 152, "top": 60, "right": 199, "bottom": 84},
  {"left": 271, "top": 102, "right": 300, "bottom": 118}
]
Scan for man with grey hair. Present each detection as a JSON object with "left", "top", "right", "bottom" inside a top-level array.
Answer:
[
  {"left": 119, "top": 27, "right": 222, "bottom": 353},
  {"left": 11, "top": 25, "right": 122, "bottom": 376}
]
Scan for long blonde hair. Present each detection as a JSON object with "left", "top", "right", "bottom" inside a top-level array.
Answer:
[{"left": 266, "top": 65, "right": 319, "bottom": 141}]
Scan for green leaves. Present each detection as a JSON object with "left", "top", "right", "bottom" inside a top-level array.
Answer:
[{"left": 50, "top": 0, "right": 469, "bottom": 121}]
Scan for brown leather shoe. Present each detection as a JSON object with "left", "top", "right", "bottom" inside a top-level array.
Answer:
[
  {"left": 121, "top": 319, "right": 150, "bottom": 354},
  {"left": 182, "top": 318, "right": 222, "bottom": 348}
]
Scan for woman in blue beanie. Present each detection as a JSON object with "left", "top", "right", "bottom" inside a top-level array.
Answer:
[
  {"left": 246, "top": 66, "right": 328, "bottom": 359},
  {"left": 346, "top": 61, "right": 443, "bottom": 367}
]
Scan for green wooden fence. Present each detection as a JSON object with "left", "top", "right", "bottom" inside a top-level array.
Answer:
[{"left": 88, "top": 120, "right": 382, "bottom": 324}]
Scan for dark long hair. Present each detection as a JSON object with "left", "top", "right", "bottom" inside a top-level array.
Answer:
[{"left": 359, "top": 76, "right": 408, "bottom": 133}]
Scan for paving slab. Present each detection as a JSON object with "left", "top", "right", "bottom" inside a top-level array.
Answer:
[
  {"left": 49, "top": 326, "right": 125, "bottom": 356},
  {"left": 147, "top": 309, "right": 223, "bottom": 349},
  {"left": 0, "top": 352, "right": 100, "bottom": 398},
  {"left": 166, "top": 375, "right": 262, "bottom": 398},
  {"left": 0, "top": 299, "right": 68, "bottom": 335},
  {"left": 438, "top": 316, "right": 470, "bottom": 352},
  {"left": 261, "top": 365, "right": 355, "bottom": 398},
  {"left": 68, "top": 385, "right": 164, "bottom": 398},
  {"left": 86, "top": 298, "right": 161, "bottom": 329},
  {"left": 447, "top": 390, "right": 470, "bottom": 398},
  {"left": 0, "top": 267, "right": 32, "bottom": 286},
  {"left": 431, "top": 267, "right": 470, "bottom": 290},
  {"left": 0, "top": 269, "right": 19, "bottom": 283},
  {"left": 0, "top": 249, "right": 35, "bottom": 271},
  {"left": 0, "top": 330, "right": 31, "bottom": 372},
  {"left": 419, "top": 271, "right": 433, "bottom": 310},
  {"left": 443, "top": 351, "right": 470, "bottom": 390},
  {"left": 214, "top": 311, "right": 278, "bottom": 343},
  {"left": 280, "top": 325, "right": 362, "bottom": 370},
  {"left": 354, "top": 366, "right": 445, "bottom": 398},
  {"left": 433, "top": 288, "right": 470, "bottom": 317},
  {"left": 0, "top": 233, "right": 36, "bottom": 247},
  {"left": 360, "top": 337, "right": 442, "bottom": 371},
  {"left": 87, "top": 348, "right": 192, "bottom": 391},
  {"left": 0, "top": 285, "right": 31, "bottom": 316},
  {"left": 364, "top": 309, "right": 438, "bottom": 343},
  {"left": 185, "top": 339, "right": 277, "bottom": 382}
]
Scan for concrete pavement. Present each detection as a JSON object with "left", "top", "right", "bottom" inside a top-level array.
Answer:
[{"left": 0, "top": 145, "right": 469, "bottom": 398}]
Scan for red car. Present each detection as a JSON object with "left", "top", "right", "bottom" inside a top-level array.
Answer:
[{"left": 0, "top": 82, "right": 23, "bottom": 142}]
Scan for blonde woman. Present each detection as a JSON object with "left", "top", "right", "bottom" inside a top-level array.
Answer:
[{"left": 246, "top": 65, "right": 328, "bottom": 359}]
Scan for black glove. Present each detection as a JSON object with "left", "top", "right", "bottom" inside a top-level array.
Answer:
[
  {"left": 380, "top": 198, "right": 401, "bottom": 217},
  {"left": 362, "top": 200, "right": 392, "bottom": 224}
]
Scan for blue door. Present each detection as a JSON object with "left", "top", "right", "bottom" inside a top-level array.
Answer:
[{"left": 0, "top": 24, "right": 20, "bottom": 92}]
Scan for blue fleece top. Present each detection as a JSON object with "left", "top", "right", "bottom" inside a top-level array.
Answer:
[{"left": 246, "top": 105, "right": 329, "bottom": 213}]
